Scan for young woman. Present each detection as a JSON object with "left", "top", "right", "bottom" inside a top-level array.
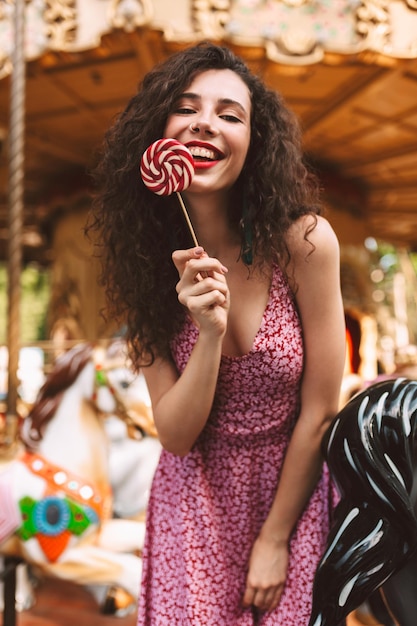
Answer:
[{"left": 88, "top": 42, "right": 346, "bottom": 625}]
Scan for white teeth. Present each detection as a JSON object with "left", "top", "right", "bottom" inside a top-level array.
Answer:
[{"left": 189, "top": 147, "right": 217, "bottom": 160}]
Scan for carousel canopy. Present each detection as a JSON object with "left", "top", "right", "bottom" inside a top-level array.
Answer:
[{"left": 1, "top": 0, "right": 417, "bottom": 262}]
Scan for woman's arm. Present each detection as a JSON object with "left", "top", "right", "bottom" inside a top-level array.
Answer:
[
  {"left": 142, "top": 247, "right": 229, "bottom": 456},
  {"left": 243, "top": 215, "right": 346, "bottom": 611}
]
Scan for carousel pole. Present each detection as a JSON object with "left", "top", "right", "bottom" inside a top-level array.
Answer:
[
  {"left": 6, "top": 0, "right": 26, "bottom": 436},
  {"left": 3, "top": 1, "right": 27, "bottom": 621}
]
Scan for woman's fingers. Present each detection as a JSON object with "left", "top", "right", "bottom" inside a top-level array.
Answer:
[
  {"left": 173, "top": 248, "right": 229, "bottom": 333},
  {"left": 178, "top": 278, "right": 229, "bottom": 311},
  {"left": 243, "top": 531, "right": 289, "bottom": 613},
  {"left": 176, "top": 259, "right": 229, "bottom": 304},
  {"left": 172, "top": 247, "right": 205, "bottom": 278},
  {"left": 243, "top": 584, "right": 283, "bottom": 613},
  {"left": 173, "top": 247, "right": 228, "bottom": 282},
  {"left": 184, "top": 257, "right": 228, "bottom": 282},
  {"left": 184, "top": 290, "right": 228, "bottom": 312},
  {"left": 177, "top": 274, "right": 227, "bottom": 297},
  {"left": 242, "top": 585, "right": 256, "bottom": 609},
  {"left": 256, "top": 586, "right": 283, "bottom": 611}
]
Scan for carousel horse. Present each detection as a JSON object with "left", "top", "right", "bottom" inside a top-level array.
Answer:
[
  {"left": 309, "top": 377, "right": 417, "bottom": 626},
  {"left": 0, "top": 341, "right": 161, "bottom": 614},
  {"left": 101, "top": 347, "right": 161, "bottom": 519}
]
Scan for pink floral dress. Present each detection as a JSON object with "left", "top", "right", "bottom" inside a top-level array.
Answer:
[{"left": 137, "top": 265, "right": 335, "bottom": 625}]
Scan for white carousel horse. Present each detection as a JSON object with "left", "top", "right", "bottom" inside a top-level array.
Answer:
[
  {"left": 0, "top": 341, "right": 161, "bottom": 614},
  {"left": 99, "top": 344, "right": 161, "bottom": 519}
]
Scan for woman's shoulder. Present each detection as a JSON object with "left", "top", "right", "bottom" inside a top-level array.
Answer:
[{"left": 285, "top": 214, "right": 339, "bottom": 262}]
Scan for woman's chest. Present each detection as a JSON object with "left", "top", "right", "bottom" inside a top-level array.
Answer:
[{"left": 221, "top": 268, "right": 271, "bottom": 358}]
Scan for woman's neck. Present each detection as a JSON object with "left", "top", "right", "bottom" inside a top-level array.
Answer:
[{"left": 183, "top": 191, "right": 240, "bottom": 260}]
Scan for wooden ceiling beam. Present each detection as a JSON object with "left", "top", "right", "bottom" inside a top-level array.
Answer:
[
  {"left": 342, "top": 142, "right": 417, "bottom": 169},
  {"left": 27, "top": 131, "right": 88, "bottom": 164},
  {"left": 302, "top": 66, "right": 388, "bottom": 131},
  {"left": 33, "top": 73, "right": 112, "bottom": 128},
  {"left": 29, "top": 50, "right": 137, "bottom": 76},
  {"left": 367, "top": 180, "right": 417, "bottom": 191},
  {"left": 367, "top": 204, "right": 417, "bottom": 213},
  {"left": 127, "top": 30, "right": 159, "bottom": 74}
]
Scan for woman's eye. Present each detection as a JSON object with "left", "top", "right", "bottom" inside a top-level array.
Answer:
[
  {"left": 175, "top": 107, "right": 196, "bottom": 115},
  {"left": 220, "top": 114, "right": 242, "bottom": 123}
]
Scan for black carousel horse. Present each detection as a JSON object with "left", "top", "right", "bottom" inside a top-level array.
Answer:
[{"left": 309, "top": 377, "right": 417, "bottom": 626}]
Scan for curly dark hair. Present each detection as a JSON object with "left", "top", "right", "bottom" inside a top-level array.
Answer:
[{"left": 87, "top": 42, "right": 321, "bottom": 368}]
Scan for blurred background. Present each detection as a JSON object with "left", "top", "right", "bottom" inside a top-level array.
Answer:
[
  {"left": 1, "top": 0, "right": 417, "bottom": 386},
  {"left": 1, "top": 2, "right": 417, "bottom": 624}
]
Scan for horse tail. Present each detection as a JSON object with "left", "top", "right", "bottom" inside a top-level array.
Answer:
[{"left": 309, "top": 378, "right": 417, "bottom": 626}]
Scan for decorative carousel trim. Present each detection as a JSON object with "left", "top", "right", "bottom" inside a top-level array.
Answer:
[
  {"left": 109, "top": 0, "right": 154, "bottom": 31},
  {"left": 191, "top": 0, "right": 231, "bottom": 40},
  {"left": 44, "top": 0, "right": 77, "bottom": 50},
  {"left": 0, "top": 0, "right": 416, "bottom": 82},
  {"left": 222, "top": 0, "right": 417, "bottom": 65}
]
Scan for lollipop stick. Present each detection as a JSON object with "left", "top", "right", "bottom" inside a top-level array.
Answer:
[{"left": 176, "top": 192, "right": 199, "bottom": 247}]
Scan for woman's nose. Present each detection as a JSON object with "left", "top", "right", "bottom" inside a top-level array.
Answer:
[{"left": 189, "top": 116, "right": 218, "bottom": 136}]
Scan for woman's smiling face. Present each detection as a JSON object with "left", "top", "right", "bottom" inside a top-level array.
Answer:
[{"left": 163, "top": 69, "right": 252, "bottom": 197}]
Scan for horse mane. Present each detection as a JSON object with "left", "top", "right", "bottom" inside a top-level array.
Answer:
[
  {"left": 21, "top": 342, "right": 94, "bottom": 450},
  {"left": 309, "top": 378, "right": 417, "bottom": 626}
]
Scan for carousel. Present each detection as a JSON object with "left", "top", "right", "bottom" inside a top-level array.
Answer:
[{"left": 1, "top": 1, "right": 417, "bottom": 625}]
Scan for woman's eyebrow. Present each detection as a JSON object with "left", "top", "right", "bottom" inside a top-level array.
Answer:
[
  {"left": 219, "top": 98, "right": 248, "bottom": 117},
  {"left": 178, "top": 92, "right": 199, "bottom": 101}
]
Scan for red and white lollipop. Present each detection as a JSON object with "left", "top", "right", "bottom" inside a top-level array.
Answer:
[
  {"left": 140, "top": 138, "right": 194, "bottom": 196},
  {"left": 140, "top": 138, "right": 199, "bottom": 245}
]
